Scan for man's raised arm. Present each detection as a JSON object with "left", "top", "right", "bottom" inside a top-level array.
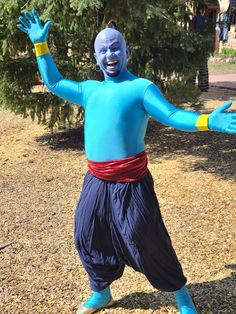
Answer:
[{"left": 17, "top": 9, "right": 84, "bottom": 106}]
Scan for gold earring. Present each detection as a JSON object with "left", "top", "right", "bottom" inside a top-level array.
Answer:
[{"left": 94, "top": 64, "right": 101, "bottom": 72}]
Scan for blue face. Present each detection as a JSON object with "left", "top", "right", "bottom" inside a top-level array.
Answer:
[{"left": 94, "top": 28, "right": 128, "bottom": 77}]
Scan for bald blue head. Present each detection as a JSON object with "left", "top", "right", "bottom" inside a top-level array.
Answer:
[{"left": 94, "top": 28, "right": 129, "bottom": 77}]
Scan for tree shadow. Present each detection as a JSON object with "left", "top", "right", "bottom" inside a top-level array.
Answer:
[
  {"left": 146, "top": 120, "right": 236, "bottom": 182},
  {"left": 199, "top": 86, "right": 236, "bottom": 102},
  {"left": 208, "top": 84, "right": 236, "bottom": 93},
  {"left": 112, "top": 264, "right": 236, "bottom": 313},
  {"left": 36, "top": 125, "right": 84, "bottom": 151}
]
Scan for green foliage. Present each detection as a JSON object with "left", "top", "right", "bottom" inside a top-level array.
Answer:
[
  {"left": 219, "top": 48, "right": 236, "bottom": 57},
  {"left": 0, "top": 0, "right": 213, "bottom": 128},
  {"left": 163, "top": 79, "right": 201, "bottom": 105}
]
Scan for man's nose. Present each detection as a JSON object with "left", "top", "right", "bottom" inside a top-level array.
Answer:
[{"left": 106, "top": 49, "right": 114, "bottom": 58}]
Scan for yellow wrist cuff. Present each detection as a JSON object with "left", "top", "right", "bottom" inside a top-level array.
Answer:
[
  {"left": 34, "top": 42, "right": 49, "bottom": 57},
  {"left": 196, "top": 114, "right": 210, "bottom": 131}
]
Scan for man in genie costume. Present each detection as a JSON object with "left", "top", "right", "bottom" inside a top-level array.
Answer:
[{"left": 17, "top": 9, "right": 236, "bottom": 314}]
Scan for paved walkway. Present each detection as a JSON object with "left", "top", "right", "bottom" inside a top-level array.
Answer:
[{"left": 209, "top": 73, "right": 236, "bottom": 90}]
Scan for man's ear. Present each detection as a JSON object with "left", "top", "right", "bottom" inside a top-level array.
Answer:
[{"left": 94, "top": 52, "right": 98, "bottom": 62}]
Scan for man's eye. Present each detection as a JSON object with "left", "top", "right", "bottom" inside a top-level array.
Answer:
[
  {"left": 100, "top": 49, "right": 106, "bottom": 54},
  {"left": 111, "top": 46, "right": 119, "bottom": 51}
]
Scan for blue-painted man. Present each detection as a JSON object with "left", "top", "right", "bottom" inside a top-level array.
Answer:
[{"left": 17, "top": 10, "right": 236, "bottom": 314}]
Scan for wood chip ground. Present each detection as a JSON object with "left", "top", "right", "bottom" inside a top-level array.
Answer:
[{"left": 0, "top": 87, "right": 236, "bottom": 314}]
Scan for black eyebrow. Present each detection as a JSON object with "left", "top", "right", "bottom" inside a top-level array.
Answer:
[{"left": 110, "top": 41, "right": 120, "bottom": 47}]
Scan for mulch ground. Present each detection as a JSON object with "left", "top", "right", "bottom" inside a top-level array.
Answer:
[{"left": 0, "top": 87, "right": 236, "bottom": 314}]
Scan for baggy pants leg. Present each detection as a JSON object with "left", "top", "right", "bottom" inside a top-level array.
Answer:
[
  {"left": 74, "top": 171, "right": 187, "bottom": 292},
  {"left": 74, "top": 172, "right": 125, "bottom": 291}
]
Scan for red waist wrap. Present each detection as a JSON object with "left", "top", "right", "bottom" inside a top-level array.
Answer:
[{"left": 87, "top": 151, "right": 148, "bottom": 182}]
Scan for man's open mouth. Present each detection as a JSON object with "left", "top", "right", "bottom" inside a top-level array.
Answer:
[{"left": 107, "top": 60, "right": 119, "bottom": 66}]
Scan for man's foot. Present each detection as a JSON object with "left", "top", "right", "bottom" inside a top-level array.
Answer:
[
  {"left": 76, "top": 287, "right": 114, "bottom": 314},
  {"left": 174, "top": 286, "right": 197, "bottom": 314}
]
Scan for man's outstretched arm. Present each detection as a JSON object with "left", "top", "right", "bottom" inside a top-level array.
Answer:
[
  {"left": 17, "top": 9, "right": 84, "bottom": 105},
  {"left": 143, "top": 83, "right": 236, "bottom": 134}
]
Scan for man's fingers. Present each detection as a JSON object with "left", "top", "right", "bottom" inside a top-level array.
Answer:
[
  {"left": 24, "top": 11, "right": 35, "bottom": 24},
  {"left": 32, "top": 8, "right": 42, "bottom": 26},
  {"left": 43, "top": 20, "right": 51, "bottom": 35},
  {"left": 17, "top": 24, "right": 28, "bottom": 33},
  {"left": 229, "top": 120, "right": 236, "bottom": 127},
  {"left": 19, "top": 16, "right": 30, "bottom": 28},
  {"left": 214, "top": 101, "right": 233, "bottom": 114},
  {"left": 226, "top": 126, "right": 236, "bottom": 133},
  {"left": 231, "top": 114, "right": 236, "bottom": 121},
  {"left": 226, "top": 117, "right": 236, "bottom": 132}
]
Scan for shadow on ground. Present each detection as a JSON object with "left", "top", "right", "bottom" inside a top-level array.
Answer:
[
  {"left": 146, "top": 120, "right": 236, "bottom": 181},
  {"left": 36, "top": 126, "right": 85, "bottom": 151},
  {"left": 209, "top": 84, "right": 236, "bottom": 91},
  {"left": 36, "top": 118, "right": 236, "bottom": 182},
  {"left": 199, "top": 86, "right": 236, "bottom": 102},
  {"left": 113, "top": 264, "right": 236, "bottom": 313}
]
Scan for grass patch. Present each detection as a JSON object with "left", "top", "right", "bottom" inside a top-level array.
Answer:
[{"left": 214, "top": 48, "right": 236, "bottom": 57}]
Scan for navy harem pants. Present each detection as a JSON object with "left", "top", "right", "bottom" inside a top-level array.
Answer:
[{"left": 74, "top": 171, "right": 187, "bottom": 292}]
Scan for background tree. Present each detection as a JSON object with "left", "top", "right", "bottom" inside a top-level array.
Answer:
[{"left": 0, "top": 0, "right": 214, "bottom": 129}]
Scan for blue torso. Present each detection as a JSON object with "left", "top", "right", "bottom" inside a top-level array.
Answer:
[{"left": 81, "top": 71, "right": 151, "bottom": 161}]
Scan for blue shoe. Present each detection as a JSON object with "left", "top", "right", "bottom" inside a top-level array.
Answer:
[
  {"left": 76, "top": 287, "right": 114, "bottom": 314},
  {"left": 76, "top": 298, "right": 114, "bottom": 314},
  {"left": 174, "top": 286, "right": 198, "bottom": 314},
  {"left": 178, "top": 304, "right": 197, "bottom": 314}
]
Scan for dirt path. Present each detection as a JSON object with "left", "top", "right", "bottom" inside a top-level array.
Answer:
[
  {"left": 209, "top": 73, "right": 236, "bottom": 90},
  {"left": 0, "top": 87, "right": 236, "bottom": 314}
]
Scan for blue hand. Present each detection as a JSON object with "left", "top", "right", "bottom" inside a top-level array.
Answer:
[
  {"left": 209, "top": 101, "right": 236, "bottom": 134},
  {"left": 17, "top": 9, "right": 51, "bottom": 43}
]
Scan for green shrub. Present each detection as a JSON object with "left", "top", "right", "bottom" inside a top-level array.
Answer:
[
  {"left": 163, "top": 79, "right": 201, "bottom": 105},
  {"left": 217, "top": 48, "right": 236, "bottom": 57}
]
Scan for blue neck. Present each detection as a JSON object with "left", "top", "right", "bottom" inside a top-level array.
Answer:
[{"left": 104, "top": 70, "right": 134, "bottom": 83}]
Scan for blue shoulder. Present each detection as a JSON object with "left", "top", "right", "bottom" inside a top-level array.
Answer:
[
  {"left": 81, "top": 80, "right": 102, "bottom": 106},
  {"left": 134, "top": 77, "right": 155, "bottom": 97}
]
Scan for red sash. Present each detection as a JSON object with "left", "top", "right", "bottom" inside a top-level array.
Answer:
[{"left": 87, "top": 151, "right": 148, "bottom": 182}]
